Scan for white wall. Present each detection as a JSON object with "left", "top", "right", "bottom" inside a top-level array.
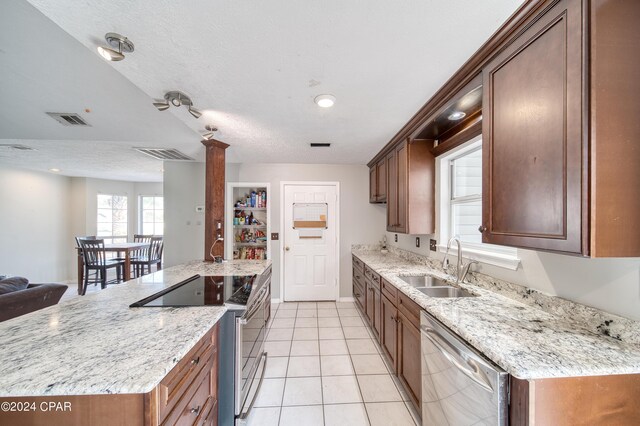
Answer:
[
  {"left": 163, "top": 162, "right": 386, "bottom": 300},
  {"left": 386, "top": 232, "right": 640, "bottom": 321},
  {"left": 0, "top": 166, "right": 72, "bottom": 282}
]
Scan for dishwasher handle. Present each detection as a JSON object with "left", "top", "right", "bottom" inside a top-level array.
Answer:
[{"left": 422, "top": 327, "right": 494, "bottom": 393}]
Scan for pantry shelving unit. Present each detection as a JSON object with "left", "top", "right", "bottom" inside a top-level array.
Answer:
[{"left": 225, "top": 183, "right": 271, "bottom": 260}]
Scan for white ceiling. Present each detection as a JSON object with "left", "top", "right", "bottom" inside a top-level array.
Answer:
[{"left": 1, "top": 0, "right": 523, "bottom": 181}]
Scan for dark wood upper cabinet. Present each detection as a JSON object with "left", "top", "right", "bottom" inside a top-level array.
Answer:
[
  {"left": 369, "top": 166, "right": 377, "bottom": 203},
  {"left": 482, "top": 0, "right": 583, "bottom": 254},
  {"left": 386, "top": 139, "right": 435, "bottom": 234},
  {"left": 369, "top": 159, "right": 387, "bottom": 204}
]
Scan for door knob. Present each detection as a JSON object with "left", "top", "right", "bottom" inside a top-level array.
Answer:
[
  {"left": 285, "top": 246, "right": 290, "bottom": 251},
  {"left": 478, "top": 226, "right": 487, "bottom": 233}
]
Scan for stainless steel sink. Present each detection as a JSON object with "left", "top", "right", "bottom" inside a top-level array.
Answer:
[
  {"left": 398, "top": 275, "right": 450, "bottom": 287},
  {"left": 417, "top": 286, "right": 476, "bottom": 298}
]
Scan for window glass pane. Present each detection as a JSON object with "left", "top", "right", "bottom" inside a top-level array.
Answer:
[
  {"left": 143, "top": 223, "right": 154, "bottom": 235},
  {"left": 97, "top": 195, "right": 112, "bottom": 209},
  {"left": 113, "top": 209, "right": 127, "bottom": 223},
  {"left": 143, "top": 210, "right": 154, "bottom": 223},
  {"left": 97, "top": 208, "right": 111, "bottom": 222},
  {"left": 142, "top": 197, "right": 154, "bottom": 209},
  {"left": 97, "top": 194, "right": 128, "bottom": 240},
  {"left": 452, "top": 149, "right": 482, "bottom": 199},
  {"left": 154, "top": 197, "right": 163, "bottom": 209},
  {"left": 97, "top": 223, "right": 112, "bottom": 235},
  {"left": 154, "top": 210, "right": 164, "bottom": 223},
  {"left": 452, "top": 200, "right": 482, "bottom": 244},
  {"left": 113, "top": 222, "right": 128, "bottom": 236},
  {"left": 155, "top": 224, "right": 164, "bottom": 235},
  {"left": 113, "top": 195, "right": 127, "bottom": 209}
]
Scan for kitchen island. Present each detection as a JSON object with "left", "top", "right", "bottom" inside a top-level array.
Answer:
[{"left": 0, "top": 259, "right": 270, "bottom": 425}]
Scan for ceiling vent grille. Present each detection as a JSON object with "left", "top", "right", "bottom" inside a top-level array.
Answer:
[
  {"left": 134, "top": 147, "right": 195, "bottom": 161},
  {"left": 46, "top": 112, "right": 90, "bottom": 126},
  {"left": 310, "top": 143, "right": 331, "bottom": 147},
  {"left": 0, "top": 144, "right": 36, "bottom": 151}
]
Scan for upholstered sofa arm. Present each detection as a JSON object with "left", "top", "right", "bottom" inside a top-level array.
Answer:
[{"left": 0, "top": 283, "right": 68, "bottom": 322}]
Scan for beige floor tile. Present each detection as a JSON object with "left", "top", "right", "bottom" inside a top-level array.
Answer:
[
  {"left": 297, "top": 302, "right": 318, "bottom": 310},
  {"left": 336, "top": 301, "right": 356, "bottom": 308},
  {"left": 317, "top": 309, "right": 339, "bottom": 318},
  {"left": 338, "top": 308, "right": 361, "bottom": 317},
  {"left": 254, "top": 378, "right": 285, "bottom": 407},
  {"left": 275, "top": 310, "right": 297, "bottom": 318},
  {"left": 271, "top": 318, "right": 296, "bottom": 329},
  {"left": 322, "top": 375, "right": 363, "bottom": 404},
  {"left": 264, "top": 356, "right": 289, "bottom": 378},
  {"left": 282, "top": 377, "right": 323, "bottom": 406},
  {"left": 295, "top": 317, "right": 319, "bottom": 328},
  {"left": 296, "top": 310, "right": 318, "bottom": 318},
  {"left": 266, "top": 328, "right": 294, "bottom": 341},
  {"left": 319, "top": 339, "right": 349, "bottom": 355},
  {"left": 293, "top": 327, "right": 319, "bottom": 340},
  {"left": 343, "top": 326, "right": 371, "bottom": 339},
  {"left": 318, "top": 327, "right": 344, "bottom": 340},
  {"left": 324, "top": 403, "right": 370, "bottom": 426},
  {"left": 346, "top": 338, "right": 379, "bottom": 355},
  {"left": 290, "top": 340, "right": 320, "bottom": 356},
  {"left": 279, "top": 405, "right": 324, "bottom": 426},
  {"left": 358, "top": 374, "right": 403, "bottom": 402},
  {"left": 320, "top": 355, "right": 355, "bottom": 376},
  {"left": 287, "top": 356, "right": 320, "bottom": 377},
  {"left": 341, "top": 316, "right": 365, "bottom": 327},
  {"left": 351, "top": 354, "right": 389, "bottom": 375},
  {"left": 246, "top": 406, "right": 281, "bottom": 426},
  {"left": 365, "top": 402, "right": 416, "bottom": 426},
  {"left": 318, "top": 317, "right": 341, "bottom": 328},
  {"left": 264, "top": 341, "right": 292, "bottom": 357},
  {"left": 279, "top": 302, "right": 298, "bottom": 310},
  {"left": 317, "top": 301, "right": 337, "bottom": 308}
]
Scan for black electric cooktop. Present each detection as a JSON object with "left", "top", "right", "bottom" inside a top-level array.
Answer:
[{"left": 129, "top": 275, "right": 256, "bottom": 308}]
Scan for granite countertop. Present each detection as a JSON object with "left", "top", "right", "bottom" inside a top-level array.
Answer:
[
  {"left": 352, "top": 249, "right": 640, "bottom": 380},
  {"left": 0, "top": 259, "right": 271, "bottom": 397}
]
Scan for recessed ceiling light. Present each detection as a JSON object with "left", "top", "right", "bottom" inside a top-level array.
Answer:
[
  {"left": 448, "top": 111, "right": 466, "bottom": 121},
  {"left": 50, "top": 168, "right": 61, "bottom": 172},
  {"left": 314, "top": 94, "right": 336, "bottom": 108}
]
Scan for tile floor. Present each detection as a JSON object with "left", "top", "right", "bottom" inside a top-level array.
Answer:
[{"left": 246, "top": 301, "right": 420, "bottom": 426}]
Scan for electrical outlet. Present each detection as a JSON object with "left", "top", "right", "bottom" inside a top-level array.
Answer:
[
  {"left": 430, "top": 239, "right": 437, "bottom": 251},
  {"left": 394, "top": 234, "right": 398, "bottom": 242},
  {"left": 416, "top": 237, "right": 420, "bottom": 248},
  {"left": 271, "top": 233, "right": 279, "bottom": 241}
]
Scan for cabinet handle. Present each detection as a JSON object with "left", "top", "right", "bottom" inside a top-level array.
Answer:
[
  {"left": 478, "top": 225, "right": 487, "bottom": 233},
  {"left": 190, "top": 406, "right": 200, "bottom": 415},
  {"left": 191, "top": 356, "right": 200, "bottom": 365}
]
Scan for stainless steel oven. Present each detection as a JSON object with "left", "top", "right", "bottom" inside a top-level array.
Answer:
[{"left": 421, "top": 311, "right": 509, "bottom": 425}]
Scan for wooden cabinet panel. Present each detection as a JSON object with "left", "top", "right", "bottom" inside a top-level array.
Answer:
[
  {"left": 386, "top": 151, "right": 398, "bottom": 230},
  {"left": 372, "top": 287, "right": 381, "bottom": 341},
  {"left": 380, "top": 293, "right": 398, "bottom": 371},
  {"left": 397, "top": 310, "right": 421, "bottom": 412},
  {"left": 482, "top": 0, "right": 584, "bottom": 253},
  {"left": 365, "top": 280, "right": 374, "bottom": 327},
  {"left": 369, "top": 166, "right": 377, "bottom": 203},
  {"left": 396, "top": 142, "right": 408, "bottom": 233},
  {"left": 376, "top": 159, "right": 387, "bottom": 202}
]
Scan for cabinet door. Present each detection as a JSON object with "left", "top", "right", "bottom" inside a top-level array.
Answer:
[
  {"left": 395, "top": 142, "right": 408, "bottom": 234},
  {"left": 372, "top": 288, "right": 381, "bottom": 341},
  {"left": 386, "top": 151, "right": 398, "bottom": 231},
  {"left": 365, "top": 281, "right": 374, "bottom": 327},
  {"left": 369, "top": 166, "right": 377, "bottom": 203},
  {"left": 397, "top": 311, "right": 421, "bottom": 411},
  {"left": 481, "top": 0, "right": 584, "bottom": 253},
  {"left": 380, "top": 294, "right": 397, "bottom": 371},
  {"left": 376, "top": 159, "right": 387, "bottom": 202}
]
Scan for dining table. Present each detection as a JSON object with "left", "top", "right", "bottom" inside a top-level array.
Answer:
[{"left": 76, "top": 242, "right": 150, "bottom": 295}]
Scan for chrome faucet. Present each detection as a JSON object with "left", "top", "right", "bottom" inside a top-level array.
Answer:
[{"left": 442, "top": 237, "right": 477, "bottom": 284}]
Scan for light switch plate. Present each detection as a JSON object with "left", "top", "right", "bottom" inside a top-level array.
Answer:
[
  {"left": 195, "top": 206, "right": 205, "bottom": 213},
  {"left": 416, "top": 237, "right": 420, "bottom": 248},
  {"left": 430, "top": 239, "right": 437, "bottom": 251}
]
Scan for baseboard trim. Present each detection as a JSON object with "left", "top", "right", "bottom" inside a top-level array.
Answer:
[
  {"left": 339, "top": 297, "right": 355, "bottom": 302},
  {"left": 271, "top": 298, "right": 281, "bottom": 304}
]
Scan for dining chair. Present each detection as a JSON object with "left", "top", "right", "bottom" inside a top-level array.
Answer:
[
  {"left": 132, "top": 236, "right": 164, "bottom": 277},
  {"left": 78, "top": 238, "right": 125, "bottom": 295},
  {"left": 131, "top": 234, "right": 154, "bottom": 277}
]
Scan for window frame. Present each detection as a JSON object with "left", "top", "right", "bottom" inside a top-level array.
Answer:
[
  {"left": 96, "top": 193, "right": 128, "bottom": 244},
  {"left": 437, "top": 136, "right": 520, "bottom": 270},
  {"left": 138, "top": 195, "right": 164, "bottom": 236}
]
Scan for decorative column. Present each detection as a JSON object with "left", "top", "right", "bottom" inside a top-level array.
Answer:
[{"left": 201, "top": 138, "right": 229, "bottom": 261}]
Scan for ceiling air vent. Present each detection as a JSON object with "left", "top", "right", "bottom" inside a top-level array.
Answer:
[
  {"left": 0, "top": 144, "right": 36, "bottom": 151},
  {"left": 310, "top": 143, "right": 331, "bottom": 147},
  {"left": 46, "top": 112, "right": 90, "bottom": 126},
  {"left": 134, "top": 147, "right": 195, "bottom": 161}
]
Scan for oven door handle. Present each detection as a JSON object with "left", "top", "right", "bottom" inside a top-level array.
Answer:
[
  {"left": 422, "top": 327, "right": 493, "bottom": 392},
  {"left": 239, "top": 287, "right": 268, "bottom": 325},
  {"left": 237, "top": 352, "right": 268, "bottom": 420}
]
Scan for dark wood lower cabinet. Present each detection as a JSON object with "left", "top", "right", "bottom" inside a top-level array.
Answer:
[
  {"left": 372, "top": 287, "right": 381, "bottom": 340},
  {"left": 397, "top": 310, "right": 421, "bottom": 410},
  {"left": 380, "top": 294, "right": 398, "bottom": 371},
  {"left": 365, "top": 280, "right": 375, "bottom": 326}
]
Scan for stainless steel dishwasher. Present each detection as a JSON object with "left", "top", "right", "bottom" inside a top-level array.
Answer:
[{"left": 421, "top": 311, "right": 508, "bottom": 425}]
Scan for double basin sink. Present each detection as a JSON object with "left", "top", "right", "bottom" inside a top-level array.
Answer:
[{"left": 398, "top": 275, "right": 476, "bottom": 298}]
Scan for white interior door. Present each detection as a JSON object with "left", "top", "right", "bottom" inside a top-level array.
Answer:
[{"left": 283, "top": 184, "right": 338, "bottom": 301}]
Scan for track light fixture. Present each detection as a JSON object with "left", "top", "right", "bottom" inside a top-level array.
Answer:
[
  {"left": 153, "top": 91, "right": 202, "bottom": 119},
  {"left": 202, "top": 124, "right": 218, "bottom": 140},
  {"left": 97, "top": 33, "right": 134, "bottom": 61}
]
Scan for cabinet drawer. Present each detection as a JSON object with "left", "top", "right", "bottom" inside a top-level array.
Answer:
[
  {"left": 381, "top": 279, "right": 398, "bottom": 306},
  {"left": 352, "top": 267, "right": 365, "bottom": 285},
  {"left": 162, "top": 362, "right": 213, "bottom": 426},
  {"left": 352, "top": 256, "right": 364, "bottom": 272},
  {"left": 364, "top": 266, "right": 381, "bottom": 289},
  {"left": 158, "top": 328, "right": 215, "bottom": 422},
  {"left": 397, "top": 292, "right": 420, "bottom": 329}
]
